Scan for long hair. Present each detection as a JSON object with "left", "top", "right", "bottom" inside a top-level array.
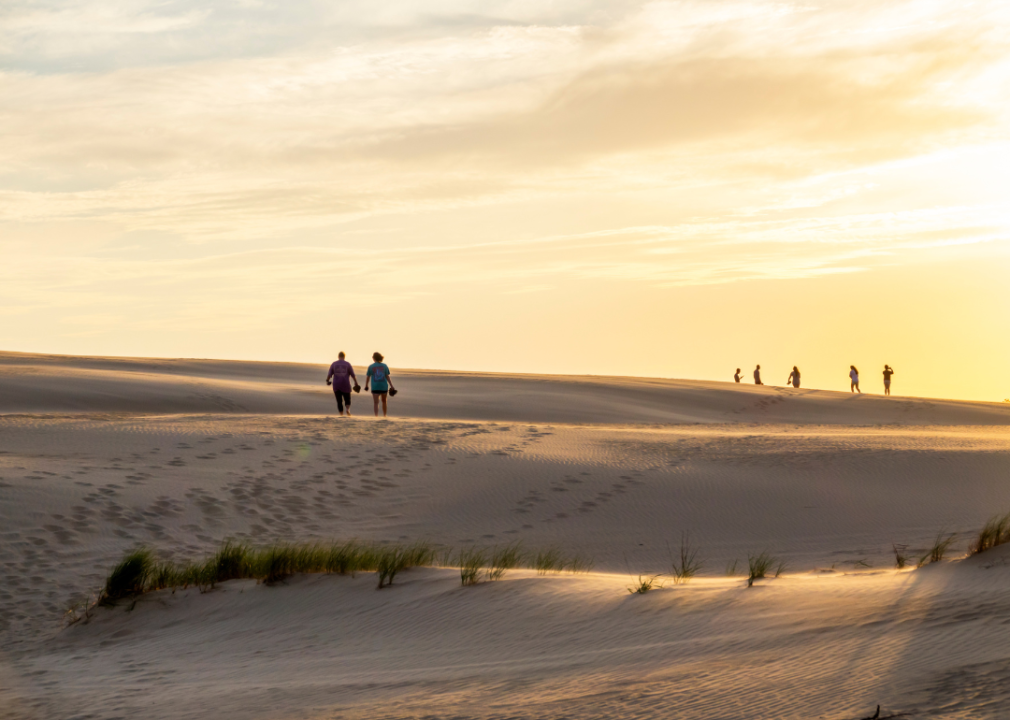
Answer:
[
  {"left": 851, "top": 365, "right": 859, "bottom": 374},
  {"left": 373, "top": 352, "right": 384, "bottom": 362}
]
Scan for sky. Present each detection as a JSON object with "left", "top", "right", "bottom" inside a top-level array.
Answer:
[{"left": 2, "top": 0, "right": 1009, "bottom": 401}]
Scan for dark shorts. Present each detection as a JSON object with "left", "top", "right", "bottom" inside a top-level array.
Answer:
[
  {"left": 372, "top": 390, "right": 388, "bottom": 396},
  {"left": 333, "top": 389, "right": 351, "bottom": 411}
]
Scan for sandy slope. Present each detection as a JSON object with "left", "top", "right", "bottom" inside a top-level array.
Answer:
[
  {"left": 2, "top": 352, "right": 1010, "bottom": 719},
  {"left": 4, "top": 350, "right": 1010, "bottom": 424}
]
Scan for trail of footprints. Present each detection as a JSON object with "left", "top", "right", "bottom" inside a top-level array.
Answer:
[{"left": 0, "top": 419, "right": 660, "bottom": 645}]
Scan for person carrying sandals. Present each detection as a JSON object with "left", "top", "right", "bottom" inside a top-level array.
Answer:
[
  {"left": 365, "top": 352, "right": 396, "bottom": 417},
  {"left": 326, "top": 351, "right": 359, "bottom": 416}
]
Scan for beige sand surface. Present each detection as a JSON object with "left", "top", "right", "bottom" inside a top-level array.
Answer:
[{"left": 2, "top": 352, "right": 1010, "bottom": 719}]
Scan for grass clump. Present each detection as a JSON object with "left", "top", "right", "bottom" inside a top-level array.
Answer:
[
  {"left": 747, "top": 552, "right": 778, "bottom": 587},
  {"left": 101, "top": 549, "right": 155, "bottom": 604},
  {"left": 970, "top": 512, "right": 1010, "bottom": 555},
  {"left": 628, "top": 575, "right": 662, "bottom": 594},
  {"left": 669, "top": 533, "right": 703, "bottom": 585},
  {"left": 892, "top": 544, "right": 908, "bottom": 569},
  {"left": 566, "top": 554, "right": 594, "bottom": 574},
  {"left": 918, "top": 532, "right": 956, "bottom": 567},
  {"left": 532, "top": 547, "right": 565, "bottom": 575},
  {"left": 458, "top": 547, "right": 487, "bottom": 586},
  {"left": 488, "top": 543, "right": 523, "bottom": 581}
]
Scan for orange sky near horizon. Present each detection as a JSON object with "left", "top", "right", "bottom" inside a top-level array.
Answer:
[{"left": 2, "top": 0, "right": 1009, "bottom": 402}]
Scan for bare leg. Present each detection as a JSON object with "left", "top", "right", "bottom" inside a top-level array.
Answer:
[
  {"left": 372, "top": 394, "right": 380, "bottom": 416},
  {"left": 381, "top": 394, "right": 388, "bottom": 417}
]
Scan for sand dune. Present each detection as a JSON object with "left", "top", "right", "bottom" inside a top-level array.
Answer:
[
  {"left": 3, "top": 350, "right": 1010, "bottom": 424},
  {"left": 2, "top": 352, "right": 1010, "bottom": 718}
]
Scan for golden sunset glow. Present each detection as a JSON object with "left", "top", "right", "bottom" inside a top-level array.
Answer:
[{"left": 2, "top": 0, "right": 1009, "bottom": 399}]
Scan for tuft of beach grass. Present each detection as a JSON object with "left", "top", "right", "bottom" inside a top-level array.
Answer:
[
  {"left": 101, "top": 548, "right": 154, "bottom": 604},
  {"left": 918, "top": 532, "right": 955, "bottom": 567},
  {"left": 628, "top": 575, "right": 662, "bottom": 594},
  {"left": 747, "top": 552, "right": 778, "bottom": 587},
  {"left": 488, "top": 543, "right": 523, "bottom": 581},
  {"left": 669, "top": 532, "right": 703, "bottom": 585},
  {"left": 969, "top": 511, "right": 1010, "bottom": 555}
]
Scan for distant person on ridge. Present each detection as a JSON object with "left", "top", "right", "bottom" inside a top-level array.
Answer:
[
  {"left": 734, "top": 368, "right": 743, "bottom": 383},
  {"left": 786, "top": 366, "right": 800, "bottom": 389},
  {"left": 883, "top": 365, "right": 894, "bottom": 395},
  {"left": 365, "top": 352, "right": 396, "bottom": 417},
  {"left": 753, "top": 365, "right": 763, "bottom": 385},
  {"left": 326, "top": 352, "right": 358, "bottom": 417},
  {"left": 849, "top": 365, "right": 861, "bottom": 393}
]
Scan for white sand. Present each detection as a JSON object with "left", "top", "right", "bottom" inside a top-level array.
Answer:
[{"left": 2, "top": 351, "right": 1010, "bottom": 719}]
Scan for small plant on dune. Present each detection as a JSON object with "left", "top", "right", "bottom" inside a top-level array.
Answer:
[
  {"left": 375, "top": 542, "right": 433, "bottom": 588},
  {"left": 324, "top": 541, "right": 362, "bottom": 575},
  {"left": 918, "top": 532, "right": 956, "bottom": 568},
  {"left": 376, "top": 546, "right": 407, "bottom": 589},
  {"left": 258, "top": 545, "right": 294, "bottom": 585},
  {"left": 774, "top": 559, "right": 787, "bottom": 577},
  {"left": 567, "top": 554, "right": 594, "bottom": 574},
  {"left": 725, "top": 559, "right": 739, "bottom": 576},
  {"left": 628, "top": 575, "right": 662, "bottom": 594},
  {"left": 669, "top": 532, "right": 703, "bottom": 585},
  {"left": 532, "top": 547, "right": 564, "bottom": 575},
  {"left": 747, "top": 552, "right": 777, "bottom": 587},
  {"left": 488, "top": 542, "right": 523, "bottom": 581},
  {"left": 892, "top": 544, "right": 909, "bottom": 570},
  {"left": 208, "top": 542, "right": 250, "bottom": 586},
  {"left": 970, "top": 512, "right": 1010, "bottom": 555},
  {"left": 101, "top": 548, "right": 155, "bottom": 605},
  {"left": 458, "top": 547, "right": 487, "bottom": 586},
  {"left": 64, "top": 589, "right": 101, "bottom": 626}
]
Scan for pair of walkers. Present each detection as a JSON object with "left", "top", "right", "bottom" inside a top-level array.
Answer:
[
  {"left": 850, "top": 365, "right": 896, "bottom": 394},
  {"left": 325, "top": 352, "right": 396, "bottom": 417}
]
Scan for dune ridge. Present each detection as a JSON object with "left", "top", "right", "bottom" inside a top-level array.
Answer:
[{"left": 3, "top": 350, "right": 1010, "bottom": 425}]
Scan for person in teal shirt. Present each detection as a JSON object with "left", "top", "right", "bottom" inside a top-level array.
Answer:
[{"left": 365, "top": 352, "right": 395, "bottom": 417}]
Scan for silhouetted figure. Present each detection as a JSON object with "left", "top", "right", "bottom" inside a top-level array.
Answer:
[
  {"left": 753, "top": 365, "right": 763, "bottom": 385},
  {"left": 850, "top": 365, "right": 861, "bottom": 393},
  {"left": 365, "top": 352, "right": 396, "bottom": 417},
  {"left": 883, "top": 365, "right": 894, "bottom": 395},
  {"left": 786, "top": 366, "right": 800, "bottom": 388},
  {"left": 734, "top": 368, "right": 743, "bottom": 383},
  {"left": 326, "top": 351, "right": 357, "bottom": 416}
]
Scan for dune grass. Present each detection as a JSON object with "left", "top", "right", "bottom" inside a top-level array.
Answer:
[
  {"left": 458, "top": 546, "right": 488, "bottom": 586},
  {"left": 101, "top": 548, "right": 155, "bottom": 604},
  {"left": 892, "top": 544, "right": 909, "bottom": 570},
  {"left": 92, "top": 540, "right": 594, "bottom": 609},
  {"left": 488, "top": 542, "right": 523, "bottom": 581},
  {"left": 628, "top": 575, "right": 662, "bottom": 594},
  {"left": 747, "top": 552, "right": 779, "bottom": 587},
  {"left": 669, "top": 532, "right": 703, "bottom": 585},
  {"left": 918, "top": 532, "right": 956, "bottom": 567},
  {"left": 970, "top": 511, "right": 1010, "bottom": 555}
]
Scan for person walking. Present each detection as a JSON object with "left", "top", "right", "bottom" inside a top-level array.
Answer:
[
  {"left": 365, "top": 352, "right": 395, "bottom": 417},
  {"left": 849, "top": 365, "right": 861, "bottom": 393},
  {"left": 883, "top": 365, "right": 894, "bottom": 395},
  {"left": 734, "top": 368, "right": 743, "bottom": 383},
  {"left": 786, "top": 366, "right": 800, "bottom": 389},
  {"left": 753, "top": 365, "right": 763, "bottom": 385},
  {"left": 326, "top": 352, "right": 358, "bottom": 416}
]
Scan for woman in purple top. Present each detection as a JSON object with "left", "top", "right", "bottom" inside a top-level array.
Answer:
[{"left": 326, "top": 352, "right": 358, "bottom": 416}]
